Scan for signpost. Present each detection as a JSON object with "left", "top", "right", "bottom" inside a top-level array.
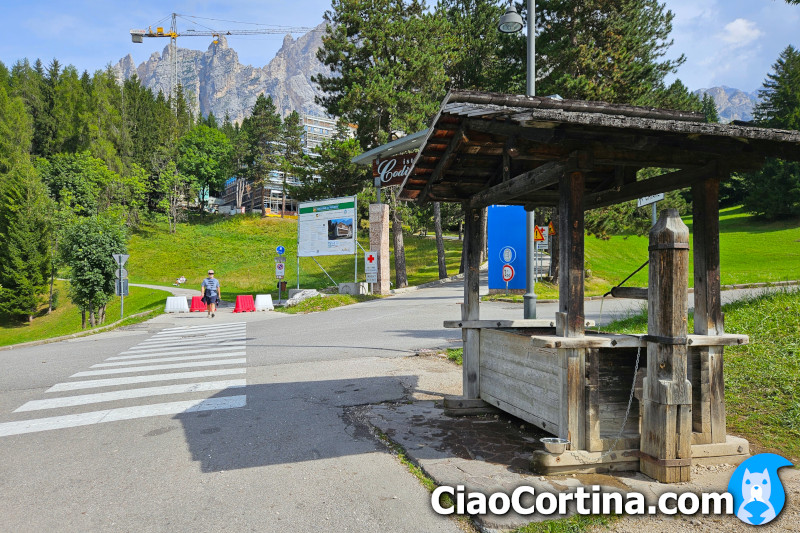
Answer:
[
  {"left": 365, "top": 251, "right": 378, "bottom": 273},
  {"left": 502, "top": 264, "right": 515, "bottom": 293},
  {"left": 112, "top": 254, "right": 130, "bottom": 319},
  {"left": 638, "top": 193, "right": 665, "bottom": 226},
  {"left": 275, "top": 247, "right": 286, "bottom": 302}
]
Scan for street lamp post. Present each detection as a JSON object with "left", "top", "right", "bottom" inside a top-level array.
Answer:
[{"left": 499, "top": 0, "right": 537, "bottom": 319}]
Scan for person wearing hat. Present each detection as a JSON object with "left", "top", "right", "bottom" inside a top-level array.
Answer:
[{"left": 200, "top": 270, "right": 221, "bottom": 318}]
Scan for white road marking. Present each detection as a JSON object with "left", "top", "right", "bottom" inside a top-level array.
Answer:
[
  {"left": 47, "top": 368, "right": 246, "bottom": 392},
  {"left": 145, "top": 328, "right": 246, "bottom": 341},
  {"left": 71, "top": 359, "right": 247, "bottom": 377},
  {"left": 151, "top": 326, "right": 246, "bottom": 339},
  {"left": 110, "top": 345, "right": 246, "bottom": 359},
  {"left": 160, "top": 322, "right": 244, "bottom": 332},
  {"left": 0, "top": 396, "right": 246, "bottom": 437},
  {"left": 92, "top": 352, "right": 246, "bottom": 367},
  {"left": 14, "top": 380, "right": 247, "bottom": 412},
  {"left": 126, "top": 335, "right": 244, "bottom": 351}
]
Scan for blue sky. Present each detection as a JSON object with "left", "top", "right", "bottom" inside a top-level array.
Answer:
[{"left": 1, "top": 1, "right": 798, "bottom": 93}]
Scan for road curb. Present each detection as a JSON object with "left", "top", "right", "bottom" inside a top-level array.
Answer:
[{"left": 0, "top": 310, "right": 154, "bottom": 352}]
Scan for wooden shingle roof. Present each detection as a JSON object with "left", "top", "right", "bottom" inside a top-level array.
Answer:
[{"left": 398, "top": 90, "right": 800, "bottom": 208}]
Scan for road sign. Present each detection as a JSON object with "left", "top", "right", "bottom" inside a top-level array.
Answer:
[
  {"left": 536, "top": 242, "right": 548, "bottom": 250},
  {"left": 115, "top": 279, "right": 129, "bottom": 296},
  {"left": 116, "top": 267, "right": 128, "bottom": 279},
  {"left": 275, "top": 262, "right": 285, "bottom": 279},
  {"left": 534, "top": 225, "right": 545, "bottom": 242},
  {"left": 276, "top": 245, "right": 285, "bottom": 255},
  {"left": 275, "top": 255, "right": 287, "bottom": 263},
  {"left": 112, "top": 254, "right": 129, "bottom": 265},
  {"left": 502, "top": 264, "right": 515, "bottom": 282},
  {"left": 548, "top": 221, "right": 556, "bottom": 236},
  {"left": 499, "top": 246, "right": 516, "bottom": 264},
  {"left": 366, "top": 273, "right": 378, "bottom": 283},
  {"left": 365, "top": 251, "right": 378, "bottom": 273},
  {"left": 637, "top": 193, "right": 665, "bottom": 208}
]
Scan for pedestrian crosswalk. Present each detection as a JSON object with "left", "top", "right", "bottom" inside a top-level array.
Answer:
[{"left": 0, "top": 322, "right": 247, "bottom": 437}]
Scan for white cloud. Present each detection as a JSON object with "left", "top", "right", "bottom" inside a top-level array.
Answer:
[{"left": 718, "top": 18, "right": 763, "bottom": 48}]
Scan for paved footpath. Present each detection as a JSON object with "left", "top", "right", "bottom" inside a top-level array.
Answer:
[{"left": 0, "top": 276, "right": 782, "bottom": 532}]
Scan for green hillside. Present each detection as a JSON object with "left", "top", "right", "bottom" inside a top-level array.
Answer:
[
  {"left": 0, "top": 283, "right": 169, "bottom": 347},
  {"left": 128, "top": 214, "right": 465, "bottom": 297},
  {"left": 490, "top": 205, "right": 800, "bottom": 300}
]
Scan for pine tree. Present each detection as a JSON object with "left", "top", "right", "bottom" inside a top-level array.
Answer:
[
  {"left": 241, "top": 94, "right": 281, "bottom": 216},
  {"left": 0, "top": 85, "right": 52, "bottom": 322},
  {"left": 744, "top": 45, "right": 800, "bottom": 219},
  {"left": 279, "top": 111, "right": 305, "bottom": 217},
  {"left": 701, "top": 93, "right": 720, "bottom": 123}
]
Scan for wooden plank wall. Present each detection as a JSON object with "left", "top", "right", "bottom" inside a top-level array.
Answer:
[
  {"left": 585, "top": 348, "right": 643, "bottom": 452},
  {"left": 479, "top": 329, "right": 561, "bottom": 435}
]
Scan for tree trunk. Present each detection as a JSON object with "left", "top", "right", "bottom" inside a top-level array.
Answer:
[
  {"left": 81, "top": 308, "right": 86, "bottom": 329},
  {"left": 99, "top": 305, "right": 106, "bottom": 325},
  {"left": 281, "top": 177, "right": 286, "bottom": 218},
  {"left": 549, "top": 208, "right": 560, "bottom": 283},
  {"left": 89, "top": 308, "right": 96, "bottom": 328},
  {"left": 434, "top": 202, "right": 447, "bottom": 279},
  {"left": 48, "top": 264, "right": 55, "bottom": 313},
  {"left": 391, "top": 205, "right": 408, "bottom": 289}
]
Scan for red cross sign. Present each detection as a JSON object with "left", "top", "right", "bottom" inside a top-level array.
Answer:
[{"left": 365, "top": 251, "right": 379, "bottom": 274}]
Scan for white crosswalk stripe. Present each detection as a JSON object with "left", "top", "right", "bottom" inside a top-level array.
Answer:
[{"left": 0, "top": 323, "right": 248, "bottom": 436}]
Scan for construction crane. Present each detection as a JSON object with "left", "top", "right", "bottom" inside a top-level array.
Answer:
[{"left": 130, "top": 13, "right": 317, "bottom": 101}]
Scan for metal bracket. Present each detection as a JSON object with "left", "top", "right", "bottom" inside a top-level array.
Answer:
[
  {"left": 634, "top": 450, "right": 692, "bottom": 467},
  {"left": 648, "top": 242, "right": 690, "bottom": 251},
  {"left": 643, "top": 334, "right": 687, "bottom": 345}
]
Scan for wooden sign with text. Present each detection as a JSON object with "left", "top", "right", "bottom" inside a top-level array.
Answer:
[{"left": 372, "top": 152, "right": 418, "bottom": 187}]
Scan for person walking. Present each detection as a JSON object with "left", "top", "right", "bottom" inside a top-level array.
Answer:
[{"left": 200, "top": 270, "right": 221, "bottom": 318}]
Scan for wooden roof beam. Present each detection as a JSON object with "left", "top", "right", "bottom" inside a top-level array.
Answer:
[
  {"left": 585, "top": 162, "right": 718, "bottom": 210},
  {"left": 418, "top": 126, "right": 466, "bottom": 204},
  {"left": 470, "top": 161, "right": 565, "bottom": 209}
]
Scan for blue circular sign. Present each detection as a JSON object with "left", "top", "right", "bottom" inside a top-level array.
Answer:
[
  {"left": 499, "top": 246, "right": 516, "bottom": 264},
  {"left": 276, "top": 245, "right": 285, "bottom": 255}
]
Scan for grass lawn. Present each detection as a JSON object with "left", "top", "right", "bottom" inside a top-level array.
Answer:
[
  {"left": 604, "top": 288, "right": 800, "bottom": 461},
  {"left": 0, "top": 281, "right": 170, "bottom": 347},
  {"left": 275, "top": 294, "right": 381, "bottom": 314},
  {"left": 128, "top": 214, "right": 464, "bottom": 300},
  {"left": 486, "top": 205, "right": 800, "bottom": 301}
]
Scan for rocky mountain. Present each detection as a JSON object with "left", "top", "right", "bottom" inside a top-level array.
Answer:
[
  {"left": 113, "top": 23, "right": 329, "bottom": 122},
  {"left": 693, "top": 86, "right": 760, "bottom": 123}
]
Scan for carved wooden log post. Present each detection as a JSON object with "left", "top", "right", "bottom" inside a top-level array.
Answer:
[
  {"left": 692, "top": 176, "right": 726, "bottom": 444},
  {"left": 462, "top": 206, "right": 484, "bottom": 399},
  {"left": 640, "top": 208, "right": 692, "bottom": 482},
  {"left": 556, "top": 152, "right": 588, "bottom": 450}
]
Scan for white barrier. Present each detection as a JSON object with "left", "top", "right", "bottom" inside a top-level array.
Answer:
[
  {"left": 164, "top": 296, "right": 190, "bottom": 313},
  {"left": 254, "top": 294, "right": 274, "bottom": 311}
]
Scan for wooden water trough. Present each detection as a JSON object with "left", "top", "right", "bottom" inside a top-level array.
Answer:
[{"left": 398, "top": 90, "right": 800, "bottom": 482}]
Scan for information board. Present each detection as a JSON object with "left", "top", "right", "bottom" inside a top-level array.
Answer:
[{"left": 297, "top": 196, "right": 357, "bottom": 257}]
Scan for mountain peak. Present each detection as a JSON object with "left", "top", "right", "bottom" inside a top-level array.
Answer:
[
  {"left": 113, "top": 25, "right": 327, "bottom": 123},
  {"left": 693, "top": 86, "right": 760, "bottom": 123}
]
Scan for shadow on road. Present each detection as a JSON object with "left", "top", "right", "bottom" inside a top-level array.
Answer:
[{"left": 174, "top": 375, "right": 417, "bottom": 473}]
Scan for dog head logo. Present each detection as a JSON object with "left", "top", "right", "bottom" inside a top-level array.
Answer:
[{"left": 728, "top": 453, "right": 793, "bottom": 525}]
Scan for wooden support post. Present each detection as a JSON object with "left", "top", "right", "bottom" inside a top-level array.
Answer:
[
  {"left": 692, "top": 176, "right": 726, "bottom": 444},
  {"left": 462, "top": 206, "right": 483, "bottom": 399},
  {"left": 557, "top": 152, "right": 588, "bottom": 450},
  {"left": 558, "top": 155, "right": 587, "bottom": 337},
  {"left": 640, "top": 209, "right": 692, "bottom": 483}
]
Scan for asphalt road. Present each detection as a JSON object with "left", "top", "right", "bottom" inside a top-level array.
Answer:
[{"left": 0, "top": 276, "right": 773, "bottom": 532}]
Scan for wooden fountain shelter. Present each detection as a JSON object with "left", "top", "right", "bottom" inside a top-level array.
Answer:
[{"left": 398, "top": 90, "right": 800, "bottom": 482}]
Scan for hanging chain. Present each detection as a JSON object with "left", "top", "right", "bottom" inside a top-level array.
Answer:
[{"left": 596, "top": 343, "right": 642, "bottom": 461}]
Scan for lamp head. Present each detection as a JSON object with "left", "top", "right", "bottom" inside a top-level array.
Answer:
[{"left": 498, "top": 6, "right": 524, "bottom": 34}]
